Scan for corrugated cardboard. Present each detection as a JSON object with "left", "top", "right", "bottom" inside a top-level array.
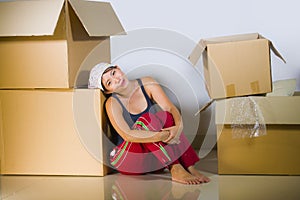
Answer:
[
  {"left": 215, "top": 95, "right": 300, "bottom": 175},
  {"left": 189, "top": 33, "right": 285, "bottom": 99},
  {"left": 0, "top": 89, "right": 110, "bottom": 176},
  {"left": 0, "top": 0, "right": 125, "bottom": 88}
]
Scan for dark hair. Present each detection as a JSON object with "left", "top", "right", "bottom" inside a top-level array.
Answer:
[{"left": 101, "top": 65, "right": 117, "bottom": 92}]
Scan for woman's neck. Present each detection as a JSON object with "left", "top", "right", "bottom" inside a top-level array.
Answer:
[{"left": 116, "top": 79, "right": 138, "bottom": 99}]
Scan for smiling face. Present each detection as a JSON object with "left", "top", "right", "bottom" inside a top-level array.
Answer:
[{"left": 101, "top": 66, "right": 128, "bottom": 93}]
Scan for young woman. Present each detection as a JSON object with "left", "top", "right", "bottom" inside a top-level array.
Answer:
[{"left": 88, "top": 63, "right": 210, "bottom": 184}]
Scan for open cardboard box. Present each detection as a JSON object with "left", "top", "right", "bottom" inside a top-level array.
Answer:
[
  {"left": 189, "top": 33, "right": 286, "bottom": 99},
  {"left": 0, "top": 89, "right": 111, "bottom": 176},
  {"left": 215, "top": 93, "right": 300, "bottom": 175},
  {"left": 0, "top": 0, "right": 125, "bottom": 88}
]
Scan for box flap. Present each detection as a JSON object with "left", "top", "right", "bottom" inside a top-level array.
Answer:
[
  {"left": 258, "top": 34, "right": 286, "bottom": 63},
  {"left": 188, "top": 33, "right": 286, "bottom": 65},
  {"left": 202, "top": 33, "right": 260, "bottom": 46},
  {"left": 0, "top": 0, "right": 64, "bottom": 37},
  {"left": 189, "top": 33, "right": 259, "bottom": 66},
  {"left": 188, "top": 39, "right": 206, "bottom": 66},
  {"left": 269, "top": 42, "right": 286, "bottom": 63},
  {"left": 68, "top": 0, "right": 125, "bottom": 36}
]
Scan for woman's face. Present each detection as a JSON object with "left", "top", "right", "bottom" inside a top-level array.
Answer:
[{"left": 101, "top": 66, "right": 128, "bottom": 93}]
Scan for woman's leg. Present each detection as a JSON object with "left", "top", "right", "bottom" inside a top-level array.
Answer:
[
  {"left": 110, "top": 141, "right": 161, "bottom": 174},
  {"left": 155, "top": 111, "right": 200, "bottom": 167},
  {"left": 156, "top": 111, "right": 210, "bottom": 183}
]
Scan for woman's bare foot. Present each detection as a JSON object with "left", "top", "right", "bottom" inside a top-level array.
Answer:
[
  {"left": 170, "top": 164, "right": 201, "bottom": 184},
  {"left": 187, "top": 166, "right": 211, "bottom": 183}
]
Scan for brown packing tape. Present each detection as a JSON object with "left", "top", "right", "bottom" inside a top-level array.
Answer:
[
  {"left": 251, "top": 81, "right": 260, "bottom": 93},
  {"left": 226, "top": 84, "right": 236, "bottom": 97}
]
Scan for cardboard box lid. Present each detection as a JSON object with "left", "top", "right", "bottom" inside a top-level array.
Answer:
[
  {"left": 188, "top": 33, "right": 286, "bottom": 66},
  {"left": 68, "top": 0, "right": 125, "bottom": 36},
  {"left": 216, "top": 96, "right": 300, "bottom": 125},
  {"left": 0, "top": 0, "right": 64, "bottom": 36},
  {"left": 0, "top": 0, "right": 125, "bottom": 37}
]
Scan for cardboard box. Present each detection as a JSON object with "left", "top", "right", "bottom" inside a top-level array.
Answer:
[
  {"left": 0, "top": 89, "right": 111, "bottom": 176},
  {"left": 0, "top": 0, "right": 125, "bottom": 88},
  {"left": 189, "top": 33, "right": 285, "bottom": 99},
  {"left": 215, "top": 94, "right": 300, "bottom": 174}
]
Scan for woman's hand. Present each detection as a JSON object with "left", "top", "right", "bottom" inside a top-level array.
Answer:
[
  {"left": 161, "top": 126, "right": 181, "bottom": 144},
  {"left": 159, "top": 130, "right": 169, "bottom": 141}
]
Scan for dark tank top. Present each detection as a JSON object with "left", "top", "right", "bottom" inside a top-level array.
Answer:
[{"left": 112, "top": 79, "right": 158, "bottom": 128}]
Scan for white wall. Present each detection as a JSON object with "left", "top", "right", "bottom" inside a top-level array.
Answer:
[
  {"left": 91, "top": 0, "right": 300, "bottom": 153},
  {"left": 98, "top": 0, "right": 300, "bottom": 89}
]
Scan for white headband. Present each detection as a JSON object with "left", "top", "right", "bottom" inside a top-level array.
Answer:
[{"left": 88, "top": 62, "right": 112, "bottom": 90}]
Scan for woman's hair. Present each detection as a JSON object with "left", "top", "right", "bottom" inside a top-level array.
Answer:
[{"left": 101, "top": 65, "right": 117, "bottom": 98}]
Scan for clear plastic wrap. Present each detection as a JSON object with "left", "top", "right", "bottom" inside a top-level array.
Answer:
[{"left": 229, "top": 97, "right": 266, "bottom": 138}]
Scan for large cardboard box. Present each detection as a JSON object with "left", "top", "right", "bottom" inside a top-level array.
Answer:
[
  {"left": 189, "top": 33, "right": 285, "bottom": 99},
  {"left": 0, "top": 89, "right": 111, "bottom": 176},
  {"left": 0, "top": 0, "right": 125, "bottom": 88},
  {"left": 215, "top": 94, "right": 300, "bottom": 175}
]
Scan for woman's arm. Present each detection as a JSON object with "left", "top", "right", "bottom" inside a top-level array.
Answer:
[
  {"left": 141, "top": 77, "right": 183, "bottom": 143},
  {"left": 105, "top": 97, "right": 170, "bottom": 143}
]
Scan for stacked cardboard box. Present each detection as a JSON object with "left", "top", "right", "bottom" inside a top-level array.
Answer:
[
  {"left": 189, "top": 33, "right": 300, "bottom": 175},
  {"left": 0, "top": 0, "right": 125, "bottom": 176},
  {"left": 215, "top": 94, "right": 300, "bottom": 175}
]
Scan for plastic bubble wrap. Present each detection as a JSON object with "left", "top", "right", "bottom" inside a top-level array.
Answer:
[{"left": 229, "top": 97, "right": 266, "bottom": 138}]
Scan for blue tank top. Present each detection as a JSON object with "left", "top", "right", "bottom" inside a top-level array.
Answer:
[{"left": 112, "top": 79, "right": 158, "bottom": 128}]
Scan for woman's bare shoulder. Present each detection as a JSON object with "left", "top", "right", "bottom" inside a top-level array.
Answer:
[
  {"left": 105, "top": 96, "right": 121, "bottom": 111},
  {"left": 105, "top": 96, "right": 113, "bottom": 109},
  {"left": 140, "top": 76, "right": 158, "bottom": 85}
]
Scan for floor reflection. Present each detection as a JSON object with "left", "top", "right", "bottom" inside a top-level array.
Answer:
[
  {"left": 1, "top": 149, "right": 300, "bottom": 200},
  {"left": 110, "top": 173, "right": 202, "bottom": 200},
  {"left": 218, "top": 175, "right": 300, "bottom": 200},
  {"left": 1, "top": 175, "right": 108, "bottom": 200},
  {"left": 2, "top": 172, "right": 300, "bottom": 200},
  {"left": 0, "top": 172, "right": 218, "bottom": 200}
]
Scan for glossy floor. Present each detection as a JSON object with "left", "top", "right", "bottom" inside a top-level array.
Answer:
[{"left": 1, "top": 151, "right": 300, "bottom": 200}]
